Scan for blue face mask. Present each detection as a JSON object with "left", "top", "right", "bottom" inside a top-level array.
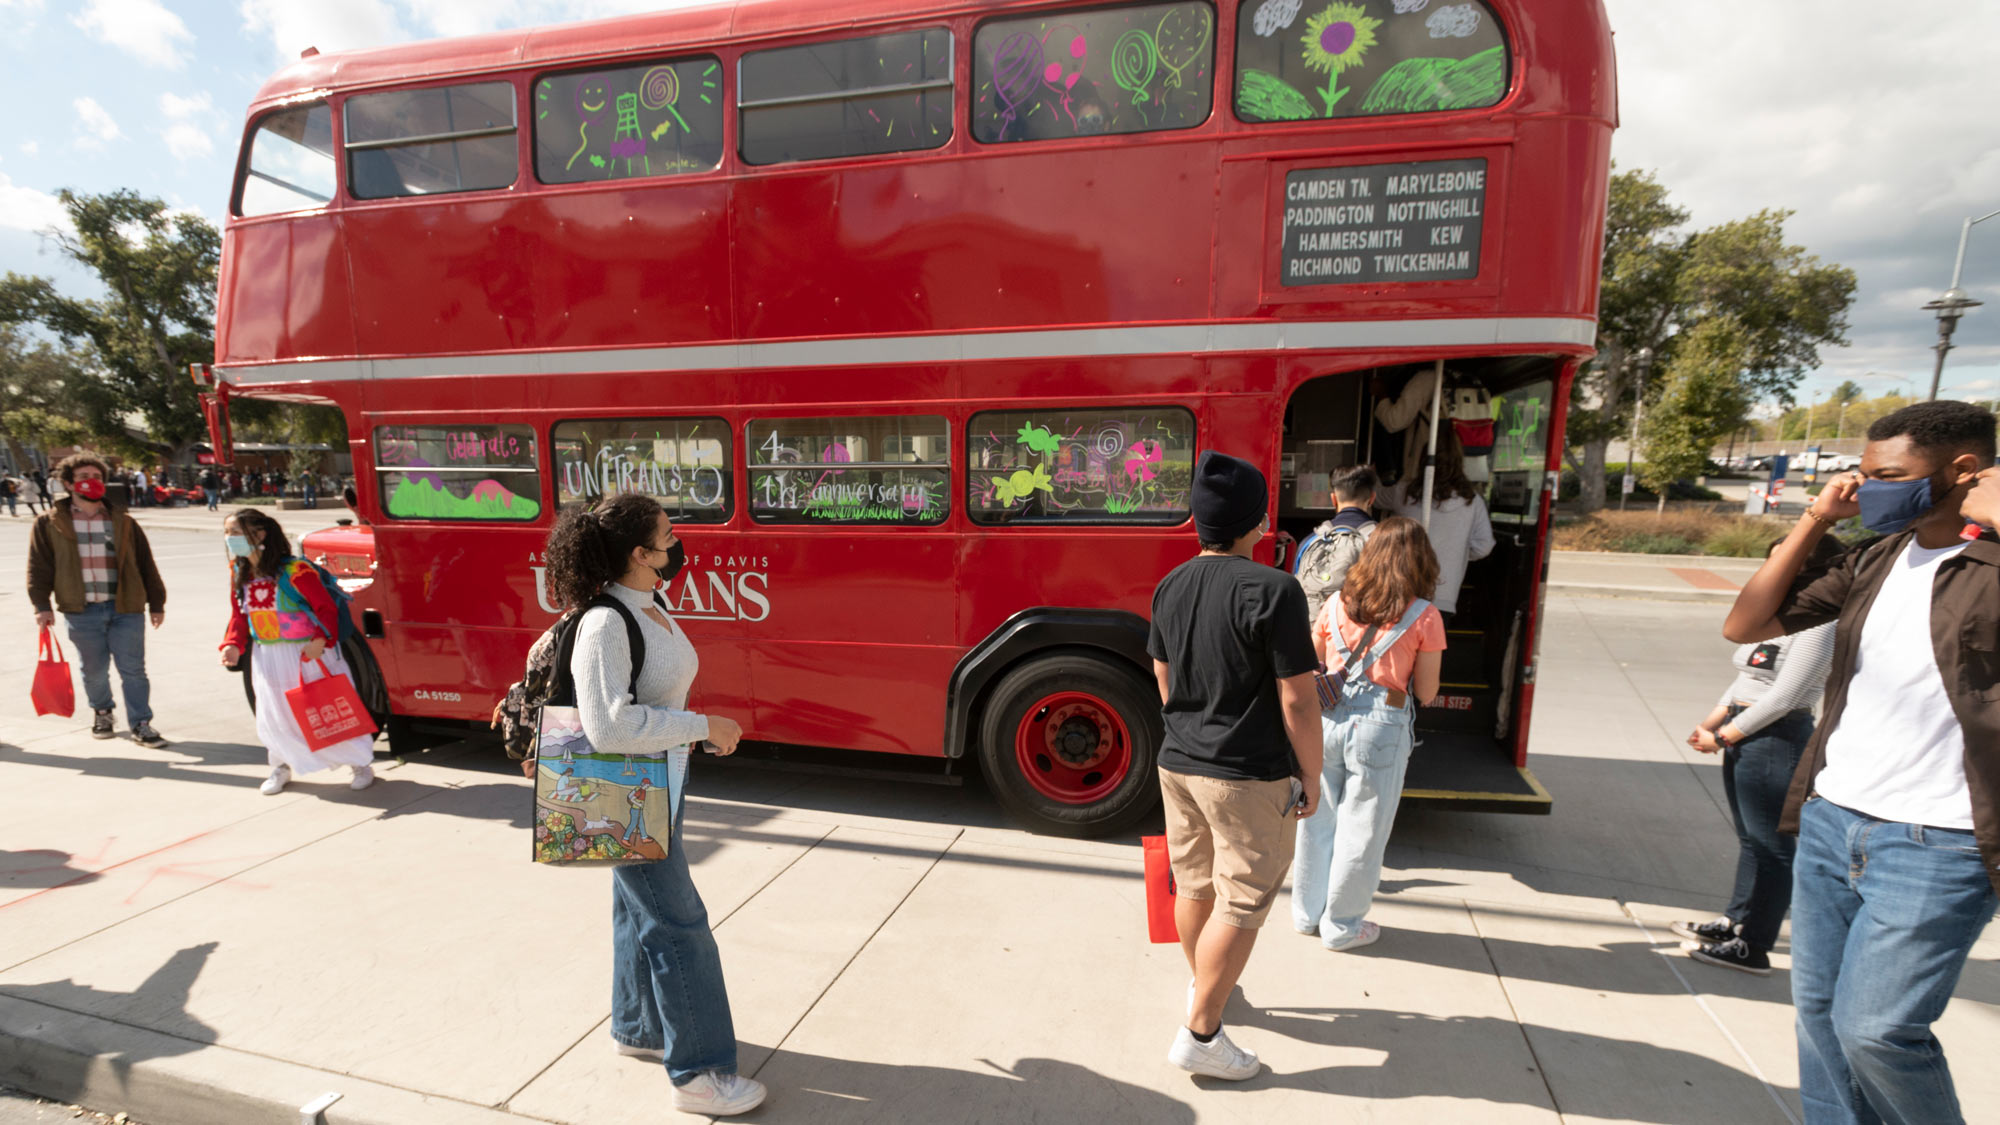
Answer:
[
  {"left": 1856, "top": 474, "right": 1943, "bottom": 535},
  {"left": 225, "top": 534, "right": 253, "bottom": 558}
]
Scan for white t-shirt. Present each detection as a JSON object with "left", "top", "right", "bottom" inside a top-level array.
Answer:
[{"left": 1813, "top": 539, "right": 1973, "bottom": 829}]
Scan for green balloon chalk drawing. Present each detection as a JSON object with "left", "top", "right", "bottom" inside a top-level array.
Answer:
[{"left": 1358, "top": 45, "right": 1506, "bottom": 114}]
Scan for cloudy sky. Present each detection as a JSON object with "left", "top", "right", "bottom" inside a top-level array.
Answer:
[{"left": 2, "top": 0, "right": 1996, "bottom": 403}]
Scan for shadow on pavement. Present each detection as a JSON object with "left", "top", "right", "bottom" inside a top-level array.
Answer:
[
  {"left": 0, "top": 850, "right": 101, "bottom": 892},
  {"left": 1, "top": 943, "right": 219, "bottom": 1107},
  {"left": 1234, "top": 1007, "right": 1796, "bottom": 1123},
  {"left": 744, "top": 1049, "right": 1197, "bottom": 1124}
]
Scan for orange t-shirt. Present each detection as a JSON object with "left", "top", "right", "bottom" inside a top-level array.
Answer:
[{"left": 1314, "top": 596, "right": 1447, "bottom": 693}]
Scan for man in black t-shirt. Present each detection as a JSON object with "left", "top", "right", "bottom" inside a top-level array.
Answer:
[{"left": 1147, "top": 450, "right": 1323, "bottom": 1082}]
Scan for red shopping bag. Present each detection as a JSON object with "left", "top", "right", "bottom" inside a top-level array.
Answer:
[
  {"left": 31, "top": 627, "right": 74, "bottom": 717},
  {"left": 1143, "top": 835, "right": 1179, "bottom": 944},
  {"left": 284, "top": 657, "right": 378, "bottom": 751}
]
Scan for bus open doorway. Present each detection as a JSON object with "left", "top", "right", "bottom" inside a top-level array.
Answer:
[{"left": 1280, "top": 357, "right": 1561, "bottom": 815}]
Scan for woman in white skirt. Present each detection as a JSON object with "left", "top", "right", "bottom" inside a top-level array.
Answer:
[{"left": 218, "top": 508, "right": 375, "bottom": 794}]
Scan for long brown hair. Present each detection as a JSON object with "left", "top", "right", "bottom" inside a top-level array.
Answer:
[
  {"left": 1341, "top": 516, "right": 1439, "bottom": 626},
  {"left": 1430, "top": 426, "right": 1479, "bottom": 504}
]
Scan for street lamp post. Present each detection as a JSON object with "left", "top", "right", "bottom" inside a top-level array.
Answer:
[
  {"left": 1925, "top": 208, "right": 2000, "bottom": 400},
  {"left": 1619, "top": 347, "right": 1654, "bottom": 511}
]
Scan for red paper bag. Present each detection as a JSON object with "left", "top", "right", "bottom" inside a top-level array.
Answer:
[
  {"left": 284, "top": 657, "right": 378, "bottom": 751},
  {"left": 1143, "top": 834, "right": 1179, "bottom": 944},
  {"left": 32, "top": 627, "right": 74, "bottom": 717}
]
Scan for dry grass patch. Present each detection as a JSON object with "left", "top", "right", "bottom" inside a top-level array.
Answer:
[{"left": 1552, "top": 509, "right": 1788, "bottom": 557}]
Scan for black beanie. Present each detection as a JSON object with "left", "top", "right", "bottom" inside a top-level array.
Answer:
[{"left": 1191, "top": 450, "right": 1267, "bottom": 544}]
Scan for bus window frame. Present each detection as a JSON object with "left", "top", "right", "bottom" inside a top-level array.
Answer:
[
  {"left": 341, "top": 79, "right": 523, "bottom": 203},
  {"left": 528, "top": 54, "right": 729, "bottom": 187},
  {"left": 744, "top": 413, "right": 953, "bottom": 527},
  {"left": 231, "top": 98, "right": 337, "bottom": 219},
  {"left": 966, "top": 404, "right": 1197, "bottom": 528},
  {"left": 550, "top": 414, "right": 735, "bottom": 523},
  {"left": 967, "top": 0, "right": 1219, "bottom": 147},
  {"left": 370, "top": 421, "right": 546, "bottom": 525},
  {"left": 735, "top": 26, "right": 957, "bottom": 168}
]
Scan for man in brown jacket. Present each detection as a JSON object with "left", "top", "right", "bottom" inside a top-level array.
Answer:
[
  {"left": 1724, "top": 401, "right": 1997, "bottom": 1125},
  {"left": 27, "top": 452, "right": 168, "bottom": 746}
]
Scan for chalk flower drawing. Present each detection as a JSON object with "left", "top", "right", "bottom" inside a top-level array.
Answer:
[
  {"left": 1426, "top": 3, "right": 1481, "bottom": 38},
  {"left": 1123, "top": 440, "right": 1164, "bottom": 482},
  {"left": 1299, "top": 3, "right": 1381, "bottom": 115},
  {"left": 1253, "top": 0, "right": 1303, "bottom": 37},
  {"left": 1392, "top": 0, "right": 1429, "bottom": 12}
]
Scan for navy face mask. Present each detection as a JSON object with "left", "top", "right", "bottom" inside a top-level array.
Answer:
[{"left": 1856, "top": 473, "right": 1947, "bottom": 535}]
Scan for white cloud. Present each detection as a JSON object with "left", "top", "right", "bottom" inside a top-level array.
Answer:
[
  {"left": 72, "top": 97, "right": 125, "bottom": 152},
  {"left": 236, "top": 0, "right": 709, "bottom": 61},
  {"left": 239, "top": 0, "right": 404, "bottom": 59},
  {"left": 74, "top": 0, "right": 194, "bottom": 69},
  {"left": 1607, "top": 0, "right": 2000, "bottom": 397},
  {"left": 0, "top": 173, "right": 72, "bottom": 236},
  {"left": 18, "top": 141, "right": 38, "bottom": 157},
  {"left": 160, "top": 91, "right": 217, "bottom": 162}
]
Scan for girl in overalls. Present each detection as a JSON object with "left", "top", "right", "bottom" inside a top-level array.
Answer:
[
  {"left": 218, "top": 508, "right": 376, "bottom": 795},
  {"left": 1291, "top": 516, "right": 1446, "bottom": 951}
]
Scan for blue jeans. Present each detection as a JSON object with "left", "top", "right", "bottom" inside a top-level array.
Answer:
[
  {"left": 1722, "top": 706, "right": 1813, "bottom": 952},
  {"left": 1792, "top": 798, "right": 1997, "bottom": 1124},
  {"left": 611, "top": 798, "right": 737, "bottom": 1085},
  {"left": 63, "top": 601, "right": 151, "bottom": 723},
  {"left": 1291, "top": 687, "right": 1415, "bottom": 947},
  {"left": 204, "top": 487, "right": 219, "bottom": 510}
]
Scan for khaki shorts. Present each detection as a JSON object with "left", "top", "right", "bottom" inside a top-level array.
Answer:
[{"left": 1158, "top": 768, "right": 1297, "bottom": 929}]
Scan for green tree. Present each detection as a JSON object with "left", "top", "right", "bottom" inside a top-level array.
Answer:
[
  {"left": 0, "top": 189, "right": 219, "bottom": 459},
  {"left": 1640, "top": 319, "right": 1750, "bottom": 504},
  {"left": 1833, "top": 379, "right": 1864, "bottom": 404}
]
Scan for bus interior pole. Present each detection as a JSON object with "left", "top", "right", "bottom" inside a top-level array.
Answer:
[
  {"left": 1421, "top": 358, "right": 1443, "bottom": 529},
  {"left": 1362, "top": 370, "right": 1375, "bottom": 467}
]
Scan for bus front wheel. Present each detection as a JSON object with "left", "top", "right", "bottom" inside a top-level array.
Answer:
[{"left": 977, "top": 653, "right": 1159, "bottom": 837}]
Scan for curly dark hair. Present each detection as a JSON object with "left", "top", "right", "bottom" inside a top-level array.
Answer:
[
  {"left": 55, "top": 451, "right": 111, "bottom": 485},
  {"left": 1867, "top": 400, "right": 1996, "bottom": 464},
  {"left": 226, "top": 507, "right": 293, "bottom": 592},
  {"left": 542, "top": 493, "right": 664, "bottom": 612}
]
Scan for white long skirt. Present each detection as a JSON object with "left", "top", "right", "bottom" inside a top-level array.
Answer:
[{"left": 252, "top": 642, "right": 377, "bottom": 773}]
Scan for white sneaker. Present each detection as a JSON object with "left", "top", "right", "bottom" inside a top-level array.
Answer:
[
  {"left": 672, "top": 1071, "right": 767, "bottom": 1116},
  {"left": 259, "top": 765, "right": 291, "bottom": 796},
  {"left": 349, "top": 765, "right": 375, "bottom": 790},
  {"left": 614, "top": 1040, "right": 665, "bottom": 1061},
  {"left": 1168, "top": 1025, "right": 1260, "bottom": 1080},
  {"left": 1325, "top": 920, "right": 1381, "bottom": 951}
]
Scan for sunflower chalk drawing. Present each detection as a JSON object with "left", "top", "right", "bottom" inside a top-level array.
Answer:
[
  {"left": 1426, "top": 3, "right": 1481, "bottom": 38},
  {"left": 1300, "top": 2, "right": 1382, "bottom": 115}
]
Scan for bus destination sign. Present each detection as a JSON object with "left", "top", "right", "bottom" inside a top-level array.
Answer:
[{"left": 1280, "top": 158, "right": 1487, "bottom": 287}]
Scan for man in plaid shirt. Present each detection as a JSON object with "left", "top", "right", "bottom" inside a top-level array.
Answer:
[{"left": 27, "top": 453, "right": 169, "bottom": 745}]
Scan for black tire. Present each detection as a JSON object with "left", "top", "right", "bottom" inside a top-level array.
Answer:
[{"left": 977, "top": 652, "right": 1160, "bottom": 837}]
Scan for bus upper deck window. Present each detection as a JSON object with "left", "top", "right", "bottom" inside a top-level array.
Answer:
[
  {"left": 346, "top": 82, "right": 518, "bottom": 200},
  {"left": 236, "top": 103, "right": 335, "bottom": 217},
  {"left": 1233, "top": 0, "right": 1507, "bottom": 124},
  {"left": 972, "top": 3, "right": 1215, "bottom": 144},
  {"left": 738, "top": 29, "right": 953, "bottom": 165},
  {"left": 534, "top": 57, "right": 725, "bottom": 184}
]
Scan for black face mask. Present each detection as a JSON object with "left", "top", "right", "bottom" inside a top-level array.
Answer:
[{"left": 654, "top": 541, "right": 686, "bottom": 584}]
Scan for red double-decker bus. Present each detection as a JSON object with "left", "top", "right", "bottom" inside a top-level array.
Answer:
[{"left": 205, "top": 0, "right": 1614, "bottom": 834}]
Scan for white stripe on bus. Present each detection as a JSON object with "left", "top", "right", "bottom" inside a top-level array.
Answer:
[{"left": 215, "top": 316, "right": 1596, "bottom": 385}]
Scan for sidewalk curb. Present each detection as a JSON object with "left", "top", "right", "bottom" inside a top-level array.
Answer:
[
  {"left": 1546, "top": 582, "right": 1737, "bottom": 604},
  {"left": 0, "top": 994, "right": 540, "bottom": 1125}
]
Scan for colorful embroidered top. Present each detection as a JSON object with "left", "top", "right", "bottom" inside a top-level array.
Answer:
[{"left": 221, "top": 559, "right": 338, "bottom": 651}]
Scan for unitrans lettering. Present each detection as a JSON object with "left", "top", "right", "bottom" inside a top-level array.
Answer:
[{"left": 532, "top": 565, "right": 771, "bottom": 622}]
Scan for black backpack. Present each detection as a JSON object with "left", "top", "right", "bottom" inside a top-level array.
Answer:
[{"left": 494, "top": 592, "right": 655, "bottom": 759}]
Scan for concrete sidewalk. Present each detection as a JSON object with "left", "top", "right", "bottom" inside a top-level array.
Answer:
[
  {"left": 1547, "top": 550, "right": 1763, "bottom": 604},
  {"left": 2, "top": 530, "right": 1995, "bottom": 1122}
]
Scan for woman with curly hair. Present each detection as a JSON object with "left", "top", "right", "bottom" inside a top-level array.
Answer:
[
  {"left": 1290, "top": 516, "right": 1445, "bottom": 952},
  {"left": 538, "top": 492, "right": 761, "bottom": 1116}
]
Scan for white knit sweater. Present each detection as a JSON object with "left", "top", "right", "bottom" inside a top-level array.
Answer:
[{"left": 572, "top": 582, "right": 710, "bottom": 757}]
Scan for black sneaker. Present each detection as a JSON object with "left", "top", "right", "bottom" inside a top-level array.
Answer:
[
  {"left": 90, "top": 709, "right": 115, "bottom": 739},
  {"left": 1669, "top": 916, "right": 1735, "bottom": 943},
  {"left": 131, "top": 721, "right": 166, "bottom": 748},
  {"left": 1688, "top": 937, "right": 1771, "bottom": 976}
]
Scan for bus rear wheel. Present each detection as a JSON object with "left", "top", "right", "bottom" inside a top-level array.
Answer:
[{"left": 977, "top": 653, "right": 1159, "bottom": 837}]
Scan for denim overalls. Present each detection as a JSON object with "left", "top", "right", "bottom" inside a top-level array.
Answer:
[{"left": 1290, "top": 598, "right": 1429, "bottom": 948}]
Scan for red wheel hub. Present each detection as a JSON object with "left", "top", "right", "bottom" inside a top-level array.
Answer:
[{"left": 1014, "top": 691, "right": 1132, "bottom": 805}]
